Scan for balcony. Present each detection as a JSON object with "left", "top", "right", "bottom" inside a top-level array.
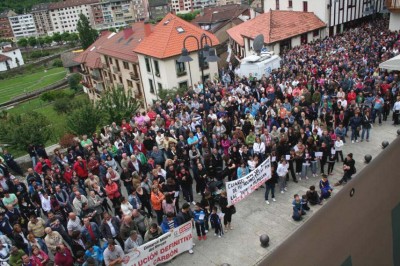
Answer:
[
  {"left": 78, "top": 67, "right": 89, "bottom": 75},
  {"left": 103, "top": 65, "right": 111, "bottom": 72},
  {"left": 130, "top": 72, "right": 139, "bottom": 80},
  {"left": 91, "top": 74, "right": 102, "bottom": 82},
  {"left": 387, "top": 0, "right": 400, "bottom": 12}
]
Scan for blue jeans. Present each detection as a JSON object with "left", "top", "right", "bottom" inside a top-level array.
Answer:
[
  {"left": 301, "top": 163, "right": 311, "bottom": 178},
  {"left": 351, "top": 127, "right": 358, "bottom": 141},
  {"left": 265, "top": 184, "right": 275, "bottom": 200},
  {"left": 373, "top": 108, "right": 382, "bottom": 124},
  {"left": 311, "top": 161, "right": 318, "bottom": 174},
  {"left": 361, "top": 128, "right": 370, "bottom": 140}
]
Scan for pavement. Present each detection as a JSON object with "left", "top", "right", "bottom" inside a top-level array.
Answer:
[{"left": 164, "top": 122, "right": 399, "bottom": 266}]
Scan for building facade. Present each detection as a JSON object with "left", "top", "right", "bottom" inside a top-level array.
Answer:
[
  {"left": 89, "top": 0, "right": 148, "bottom": 31},
  {"left": 0, "top": 10, "right": 17, "bottom": 39},
  {"left": 148, "top": 0, "right": 170, "bottom": 20},
  {"left": 264, "top": 0, "right": 386, "bottom": 36},
  {"left": 134, "top": 14, "right": 219, "bottom": 105},
  {"left": 9, "top": 14, "right": 38, "bottom": 39},
  {"left": 170, "top": 0, "right": 194, "bottom": 13},
  {"left": 31, "top": 3, "right": 54, "bottom": 36},
  {"left": 48, "top": 0, "right": 99, "bottom": 34},
  {"left": 387, "top": 0, "right": 400, "bottom": 30}
]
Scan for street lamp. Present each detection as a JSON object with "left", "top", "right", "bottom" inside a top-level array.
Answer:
[{"left": 177, "top": 33, "right": 220, "bottom": 93}]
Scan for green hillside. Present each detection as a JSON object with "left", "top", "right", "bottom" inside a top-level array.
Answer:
[{"left": 0, "top": 0, "right": 60, "bottom": 14}]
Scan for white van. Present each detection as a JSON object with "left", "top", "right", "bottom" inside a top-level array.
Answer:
[{"left": 237, "top": 52, "right": 281, "bottom": 79}]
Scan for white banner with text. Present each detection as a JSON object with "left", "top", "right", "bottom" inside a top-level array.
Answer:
[
  {"left": 226, "top": 157, "right": 271, "bottom": 206},
  {"left": 123, "top": 221, "right": 193, "bottom": 266}
]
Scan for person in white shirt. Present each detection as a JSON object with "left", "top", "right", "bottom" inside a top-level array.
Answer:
[
  {"left": 277, "top": 160, "right": 289, "bottom": 194},
  {"left": 120, "top": 197, "right": 134, "bottom": 217},
  {"left": 393, "top": 97, "right": 400, "bottom": 125},
  {"left": 124, "top": 230, "right": 143, "bottom": 253},
  {"left": 253, "top": 137, "right": 266, "bottom": 161},
  {"left": 40, "top": 192, "right": 52, "bottom": 214},
  {"left": 72, "top": 192, "right": 88, "bottom": 214},
  {"left": 334, "top": 136, "right": 344, "bottom": 162}
]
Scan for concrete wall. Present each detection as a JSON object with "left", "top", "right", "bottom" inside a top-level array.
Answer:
[
  {"left": 389, "top": 13, "right": 400, "bottom": 31},
  {"left": 261, "top": 136, "right": 400, "bottom": 266}
]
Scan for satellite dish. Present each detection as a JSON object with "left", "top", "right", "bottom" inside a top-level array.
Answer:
[{"left": 253, "top": 34, "right": 264, "bottom": 55}]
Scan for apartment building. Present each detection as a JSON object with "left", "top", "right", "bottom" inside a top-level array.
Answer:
[
  {"left": 89, "top": 0, "right": 148, "bottom": 31},
  {"left": 148, "top": 0, "right": 170, "bottom": 20},
  {"left": 31, "top": 3, "right": 54, "bottom": 36},
  {"left": 170, "top": 0, "right": 194, "bottom": 13},
  {"left": 264, "top": 0, "right": 386, "bottom": 36},
  {"left": 9, "top": 14, "right": 38, "bottom": 39},
  {"left": 192, "top": 0, "right": 216, "bottom": 10},
  {"left": 0, "top": 10, "right": 17, "bottom": 39},
  {"left": 48, "top": 0, "right": 99, "bottom": 34}
]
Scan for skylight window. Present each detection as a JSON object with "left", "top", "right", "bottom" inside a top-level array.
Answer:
[
  {"left": 90, "top": 46, "right": 96, "bottom": 51},
  {"left": 176, "top": 27, "right": 185, "bottom": 33}
]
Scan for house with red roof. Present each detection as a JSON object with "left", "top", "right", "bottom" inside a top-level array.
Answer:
[
  {"left": 227, "top": 10, "right": 326, "bottom": 57},
  {"left": 74, "top": 22, "right": 153, "bottom": 105},
  {"left": 0, "top": 43, "right": 24, "bottom": 72},
  {"left": 134, "top": 13, "right": 219, "bottom": 105}
]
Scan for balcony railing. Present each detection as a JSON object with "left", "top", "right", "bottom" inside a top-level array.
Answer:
[
  {"left": 113, "top": 66, "right": 121, "bottom": 74},
  {"left": 91, "top": 74, "right": 102, "bottom": 82},
  {"left": 387, "top": 0, "right": 400, "bottom": 12}
]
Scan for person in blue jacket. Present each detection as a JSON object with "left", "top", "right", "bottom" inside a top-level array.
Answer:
[
  {"left": 160, "top": 212, "right": 179, "bottom": 234},
  {"left": 193, "top": 202, "right": 207, "bottom": 240},
  {"left": 292, "top": 194, "right": 306, "bottom": 221},
  {"left": 84, "top": 242, "right": 103, "bottom": 265},
  {"left": 237, "top": 162, "right": 249, "bottom": 179},
  {"left": 319, "top": 174, "right": 333, "bottom": 200}
]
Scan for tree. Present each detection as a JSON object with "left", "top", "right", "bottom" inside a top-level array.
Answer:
[
  {"left": 0, "top": 112, "right": 52, "bottom": 150},
  {"left": 68, "top": 73, "right": 82, "bottom": 92},
  {"left": 97, "top": 86, "right": 141, "bottom": 124},
  {"left": 44, "top": 35, "right": 53, "bottom": 46},
  {"left": 17, "top": 38, "right": 28, "bottom": 48},
  {"left": 37, "top": 37, "right": 45, "bottom": 47},
  {"left": 67, "top": 103, "right": 102, "bottom": 136},
  {"left": 76, "top": 13, "right": 98, "bottom": 49},
  {"left": 61, "top": 32, "right": 70, "bottom": 42},
  {"left": 27, "top": 36, "right": 37, "bottom": 47},
  {"left": 52, "top": 32, "right": 62, "bottom": 44},
  {"left": 68, "top": 33, "right": 79, "bottom": 45}
]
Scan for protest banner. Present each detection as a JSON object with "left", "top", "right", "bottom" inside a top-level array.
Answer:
[
  {"left": 226, "top": 157, "right": 271, "bottom": 206},
  {"left": 123, "top": 221, "right": 193, "bottom": 266}
]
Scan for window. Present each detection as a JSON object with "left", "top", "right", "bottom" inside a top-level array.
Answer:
[
  {"left": 109, "top": 57, "right": 113, "bottom": 65},
  {"left": 275, "top": 0, "right": 279, "bottom": 10},
  {"left": 127, "top": 80, "right": 133, "bottom": 87},
  {"left": 149, "top": 79, "right": 155, "bottom": 93},
  {"left": 113, "top": 74, "right": 117, "bottom": 81},
  {"left": 154, "top": 60, "right": 160, "bottom": 76},
  {"left": 313, "top": 29, "right": 319, "bottom": 37},
  {"left": 123, "top": 61, "right": 129, "bottom": 70},
  {"left": 145, "top": 57, "right": 151, "bottom": 72},
  {"left": 175, "top": 60, "right": 186, "bottom": 76},
  {"left": 119, "top": 76, "right": 122, "bottom": 83},
  {"left": 178, "top": 81, "right": 188, "bottom": 89},
  {"left": 158, "top": 83, "right": 162, "bottom": 90},
  {"left": 303, "top": 1, "right": 308, "bottom": 12},
  {"left": 288, "top": 0, "right": 292, "bottom": 8}
]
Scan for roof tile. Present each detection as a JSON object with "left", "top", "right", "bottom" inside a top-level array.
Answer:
[
  {"left": 134, "top": 13, "right": 219, "bottom": 59},
  {"left": 227, "top": 10, "right": 326, "bottom": 46}
]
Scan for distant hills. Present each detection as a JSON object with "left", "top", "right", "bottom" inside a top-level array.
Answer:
[{"left": 0, "top": 0, "right": 59, "bottom": 14}]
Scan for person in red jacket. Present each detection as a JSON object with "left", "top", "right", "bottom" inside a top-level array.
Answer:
[
  {"left": 54, "top": 244, "right": 74, "bottom": 266},
  {"left": 73, "top": 156, "right": 88, "bottom": 180},
  {"left": 34, "top": 157, "right": 52, "bottom": 175},
  {"left": 347, "top": 89, "right": 356, "bottom": 103}
]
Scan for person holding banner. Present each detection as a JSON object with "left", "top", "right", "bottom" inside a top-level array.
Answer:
[
  {"left": 236, "top": 162, "right": 249, "bottom": 179},
  {"left": 103, "top": 239, "right": 124, "bottom": 266},
  {"left": 176, "top": 203, "right": 194, "bottom": 254},
  {"left": 277, "top": 159, "right": 289, "bottom": 194}
]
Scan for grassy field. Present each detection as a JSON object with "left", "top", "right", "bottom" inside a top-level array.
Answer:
[
  {"left": 0, "top": 67, "right": 67, "bottom": 104},
  {"left": 6, "top": 91, "right": 88, "bottom": 157}
]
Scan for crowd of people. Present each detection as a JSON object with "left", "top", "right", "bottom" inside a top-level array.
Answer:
[{"left": 0, "top": 17, "right": 399, "bottom": 266}]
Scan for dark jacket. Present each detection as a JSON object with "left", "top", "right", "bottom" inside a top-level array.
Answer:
[
  {"left": 176, "top": 210, "right": 194, "bottom": 226},
  {"left": 81, "top": 222, "right": 102, "bottom": 243},
  {"left": 100, "top": 217, "right": 120, "bottom": 239}
]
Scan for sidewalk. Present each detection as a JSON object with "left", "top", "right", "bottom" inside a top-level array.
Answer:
[{"left": 165, "top": 123, "right": 398, "bottom": 266}]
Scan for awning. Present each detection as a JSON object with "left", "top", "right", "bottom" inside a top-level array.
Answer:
[{"left": 379, "top": 54, "right": 400, "bottom": 71}]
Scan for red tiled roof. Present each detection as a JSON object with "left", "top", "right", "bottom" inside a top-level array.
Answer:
[
  {"left": 96, "top": 22, "right": 154, "bottom": 63},
  {"left": 134, "top": 13, "right": 220, "bottom": 59},
  {"left": 0, "top": 54, "right": 11, "bottom": 62},
  {"left": 49, "top": 0, "right": 99, "bottom": 10},
  {"left": 192, "top": 4, "right": 248, "bottom": 24},
  {"left": 74, "top": 31, "right": 113, "bottom": 69},
  {"left": 2, "top": 46, "right": 17, "bottom": 52},
  {"left": 227, "top": 10, "right": 326, "bottom": 46}
]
